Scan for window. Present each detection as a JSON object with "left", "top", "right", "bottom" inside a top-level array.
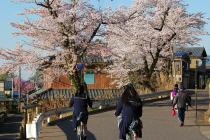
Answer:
[
  {"left": 175, "top": 61, "right": 181, "bottom": 75},
  {"left": 84, "top": 71, "right": 95, "bottom": 84}
]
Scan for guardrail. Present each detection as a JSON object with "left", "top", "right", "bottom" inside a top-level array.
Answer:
[
  {"left": 24, "top": 89, "right": 172, "bottom": 140},
  {"left": 25, "top": 107, "right": 72, "bottom": 139},
  {"left": 141, "top": 90, "right": 171, "bottom": 101}
]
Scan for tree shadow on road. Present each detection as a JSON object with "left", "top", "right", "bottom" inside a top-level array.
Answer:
[
  {"left": 0, "top": 114, "right": 22, "bottom": 140},
  {"left": 0, "top": 114, "right": 22, "bottom": 134},
  {"left": 144, "top": 100, "right": 172, "bottom": 107},
  {"left": 0, "top": 134, "right": 19, "bottom": 140},
  {"left": 184, "top": 124, "right": 210, "bottom": 127},
  {"left": 56, "top": 119, "right": 97, "bottom": 140}
]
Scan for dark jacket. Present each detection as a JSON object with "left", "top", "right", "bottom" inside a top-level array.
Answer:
[
  {"left": 115, "top": 96, "right": 142, "bottom": 121},
  {"left": 69, "top": 93, "right": 92, "bottom": 116},
  {"left": 70, "top": 92, "right": 92, "bottom": 128},
  {"left": 173, "top": 90, "right": 191, "bottom": 109},
  {"left": 115, "top": 96, "right": 142, "bottom": 139}
]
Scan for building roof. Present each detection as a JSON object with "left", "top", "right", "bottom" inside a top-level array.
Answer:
[
  {"left": 174, "top": 47, "right": 207, "bottom": 58},
  {"left": 29, "top": 88, "right": 50, "bottom": 99},
  {"left": 175, "top": 51, "right": 189, "bottom": 57},
  {"left": 174, "top": 50, "right": 191, "bottom": 62},
  {"left": 82, "top": 55, "right": 112, "bottom": 64},
  {"left": 39, "top": 54, "right": 112, "bottom": 70}
]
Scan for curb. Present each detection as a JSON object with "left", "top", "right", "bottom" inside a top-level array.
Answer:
[{"left": 200, "top": 126, "right": 210, "bottom": 139}]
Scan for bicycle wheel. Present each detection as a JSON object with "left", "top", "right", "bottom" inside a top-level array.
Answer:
[
  {"left": 78, "top": 135, "right": 84, "bottom": 140},
  {"left": 126, "top": 134, "right": 132, "bottom": 140},
  {"left": 77, "top": 122, "right": 85, "bottom": 140},
  {"left": 126, "top": 132, "right": 136, "bottom": 140}
]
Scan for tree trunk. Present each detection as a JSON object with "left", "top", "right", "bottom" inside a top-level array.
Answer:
[
  {"left": 139, "top": 49, "right": 161, "bottom": 92},
  {"left": 68, "top": 69, "right": 84, "bottom": 91}
]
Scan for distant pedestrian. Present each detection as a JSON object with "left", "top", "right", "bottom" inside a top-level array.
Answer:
[
  {"left": 115, "top": 83, "right": 143, "bottom": 140},
  {"left": 170, "top": 84, "right": 179, "bottom": 114},
  {"left": 170, "top": 84, "right": 178, "bottom": 102},
  {"left": 172, "top": 83, "right": 191, "bottom": 127}
]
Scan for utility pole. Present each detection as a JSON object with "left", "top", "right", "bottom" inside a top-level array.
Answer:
[
  {"left": 19, "top": 66, "right": 22, "bottom": 112},
  {"left": 195, "top": 61, "right": 198, "bottom": 121},
  {"left": 195, "top": 59, "right": 203, "bottom": 121},
  {"left": 170, "top": 45, "right": 176, "bottom": 84},
  {"left": 11, "top": 76, "right": 13, "bottom": 99}
]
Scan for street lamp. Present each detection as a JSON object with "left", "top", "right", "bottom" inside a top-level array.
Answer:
[{"left": 195, "top": 59, "right": 202, "bottom": 121}]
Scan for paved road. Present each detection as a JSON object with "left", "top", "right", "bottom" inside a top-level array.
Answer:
[
  {"left": 40, "top": 96, "right": 210, "bottom": 140},
  {"left": 0, "top": 114, "right": 22, "bottom": 140}
]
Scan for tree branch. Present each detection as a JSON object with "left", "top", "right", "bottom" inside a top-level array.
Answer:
[
  {"left": 102, "top": 11, "right": 138, "bottom": 25},
  {"left": 149, "top": 39, "right": 155, "bottom": 60},
  {"left": 154, "top": 7, "right": 170, "bottom": 31},
  {"left": 34, "top": 0, "right": 58, "bottom": 18},
  {"left": 88, "top": 23, "right": 101, "bottom": 43}
]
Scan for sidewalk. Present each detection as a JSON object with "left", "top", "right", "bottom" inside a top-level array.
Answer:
[
  {"left": 193, "top": 90, "right": 210, "bottom": 139},
  {"left": 183, "top": 108, "right": 210, "bottom": 140}
]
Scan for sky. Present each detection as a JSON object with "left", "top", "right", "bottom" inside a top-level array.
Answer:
[{"left": 0, "top": 0, "right": 210, "bottom": 79}]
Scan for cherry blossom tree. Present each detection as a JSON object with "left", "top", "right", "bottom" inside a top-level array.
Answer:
[
  {"left": 106, "top": 0, "right": 207, "bottom": 91},
  {"left": 0, "top": 0, "right": 136, "bottom": 90}
]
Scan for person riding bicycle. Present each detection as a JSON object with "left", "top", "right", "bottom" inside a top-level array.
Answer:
[
  {"left": 69, "top": 83, "right": 92, "bottom": 139},
  {"left": 115, "top": 83, "right": 143, "bottom": 140}
]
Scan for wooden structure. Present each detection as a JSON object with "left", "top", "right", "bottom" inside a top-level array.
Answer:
[
  {"left": 174, "top": 47, "right": 207, "bottom": 89},
  {"left": 42, "top": 55, "right": 117, "bottom": 89},
  {"left": 173, "top": 50, "right": 191, "bottom": 88}
]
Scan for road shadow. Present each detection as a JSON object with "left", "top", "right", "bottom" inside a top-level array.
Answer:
[
  {"left": 0, "top": 114, "right": 22, "bottom": 140},
  {"left": 144, "top": 100, "right": 172, "bottom": 107},
  {"left": 0, "top": 114, "right": 22, "bottom": 134},
  {"left": 56, "top": 119, "right": 97, "bottom": 140},
  {"left": 0, "top": 134, "right": 19, "bottom": 140},
  {"left": 184, "top": 124, "right": 210, "bottom": 127}
]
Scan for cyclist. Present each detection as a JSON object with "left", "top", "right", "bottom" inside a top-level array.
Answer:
[
  {"left": 115, "top": 83, "right": 143, "bottom": 140},
  {"left": 69, "top": 83, "right": 92, "bottom": 139}
]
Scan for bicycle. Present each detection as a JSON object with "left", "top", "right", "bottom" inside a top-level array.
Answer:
[
  {"left": 76, "top": 112, "right": 87, "bottom": 140},
  {"left": 126, "top": 130, "right": 137, "bottom": 140},
  {"left": 126, "top": 119, "right": 143, "bottom": 140}
]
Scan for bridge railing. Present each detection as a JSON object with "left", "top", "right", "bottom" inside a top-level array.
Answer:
[{"left": 24, "top": 89, "right": 172, "bottom": 140}]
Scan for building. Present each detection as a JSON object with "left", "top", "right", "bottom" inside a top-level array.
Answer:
[
  {"left": 174, "top": 47, "right": 207, "bottom": 89},
  {"left": 205, "top": 56, "right": 210, "bottom": 78},
  {"left": 0, "top": 80, "right": 12, "bottom": 98},
  {"left": 41, "top": 55, "right": 117, "bottom": 89},
  {"left": 0, "top": 78, "right": 35, "bottom": 98},
  {"left": 173, "top": 50, "right": 191, "bottom": 88}
]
